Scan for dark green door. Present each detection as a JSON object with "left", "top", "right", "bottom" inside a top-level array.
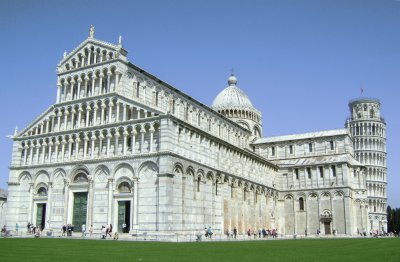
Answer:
[
  {"left": 73, "top": 192, "right": 87, "bottom": 232},
  {"left": 36, "top": 203, "right": 46, "bottom": 230},
  {"left": 118, "top": 201, "right": 130, "bottom": 233}
]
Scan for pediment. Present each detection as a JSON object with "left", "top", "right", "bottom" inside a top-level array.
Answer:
[
  {"left": 57, "top": 38, "right": 128, "bottom": 74},
  {"left": 17, "top": 106, "right": 56, "bottom": 138},
  {"left": 16, "top": 93, "right": 164, "bottom": 139}
]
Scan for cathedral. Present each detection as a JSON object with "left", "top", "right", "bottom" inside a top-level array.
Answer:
[{"left": 3, "top": 28, "right": 387, "bottom": 238}]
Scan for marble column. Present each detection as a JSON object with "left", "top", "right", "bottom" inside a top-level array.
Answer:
[
  {"left": 107, "top": 178, "right": 114, "bottom": 224},
  {"left": 87, "top": 176, "right": 94, "bottom": 227},
  {"left": 63, "top": 179, "right": 70, "bottom": 225}
]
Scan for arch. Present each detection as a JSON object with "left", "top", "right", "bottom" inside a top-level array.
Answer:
[
  {"left": 138, "top": 161, "right": 159, "bottom": 177},
  {"left": 94, "top": 165, "right": 111, "bottom": 183},
  {"left": 253, "top": 125, "right": 261, "bottom": 137},
  {"left": 173, "top": 162, "right": 184, "bottom": 174},
  {"left": 321, "top": 209, "right": 332, "bottom": 217},
  {"left": 299, "top": 197, "right": 305, "bottom": 211},
  {"left": 320, "top": 191, "right": 331, "bottom": 200},
  {"left": 113, "top": 163, "right": 135, "bottom": 179},
  {"left": 186, "top": 166, "right": 195, "bottom": 177},
  {"left": 73, "top": 172, "right": 88, "bottom": 183},
  {"left": 52, "top": 168, "right": 67, "bottom": 184},
  {"left": 18, "top": 171, "right": 32, "bottom": 183},
  {"left": 333, "top": 191, "right": 344, "bottom": 199},
  {"left": 69, "top": 165, "right": 90, "bottom": 180},
  {"left": 35, "top": 183, "right": 48, "bottom": 196},
  {"left": 34, "top": 170, "right": 50, "bottom": 183},
  {"left": 117, "top": 181, "right": 132, "bottom": 193},
  {"left": 284, "top": 194, "right": 293, "bottom": 200}
]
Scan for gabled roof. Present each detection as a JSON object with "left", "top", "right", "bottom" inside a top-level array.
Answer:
[
  {"left": 269, "top": 153, "right": 362, "bottom": 168},
  {"left": 254, "top": 129, "right": 349, "bottom": 144},
  {"left": 58, "top": 37, "right": 125, "bottom": 66}
]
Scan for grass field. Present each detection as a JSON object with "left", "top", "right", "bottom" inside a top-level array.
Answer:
[{"left": 0, "top": 237, "right": 399, "bottom": 262}]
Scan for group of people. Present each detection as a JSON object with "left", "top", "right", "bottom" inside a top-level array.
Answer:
[
  {"left": 225, "top": 227, "right": 278, "bottom": 239},
  {"left": 101, "top": 224, "right": 118, "bottom": 240},
  {"left": 27, "top": 222, "right": 41, "bottom": 236},
  {"left": 61, "top": 224, "right": 75, "bottom": 236}
]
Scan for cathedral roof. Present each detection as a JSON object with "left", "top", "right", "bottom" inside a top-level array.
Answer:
[
  {"left": 253, "top": 129, "right": 349, "bottom": 144},
  {"left": 212, "top": 74, "right": 255, "bottom": 111},
  {"left": 268, "top": 153, "right": 363, "bottom": 167}
]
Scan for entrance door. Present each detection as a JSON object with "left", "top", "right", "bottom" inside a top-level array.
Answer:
[
  {"left": 324, "top": 222, "right": 331, "bottom": 235},
  {"left": 36, "top": 203, "right": 46, "bottom": 230},
  {"left": 118, "top": 201, "right": 131, "bottom": 233},
  {"left": 72, "top": 192, "right": 88, "bottom": 232}
]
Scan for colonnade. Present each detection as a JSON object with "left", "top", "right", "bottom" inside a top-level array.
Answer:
[
  {"left": 355, "top": 152, "right": 386, "bottom": 166},
  {"left": 349, "top": 122, "right": 386, "bottom": 137},
  {"left": 368, "top": 198, "right": 386, "bottom": 213},
  {"left": 19, "top": 122, "right": 159, "bottom": 166},
  {"left": 365, "top": 167, "right": 386, "bottom": 182},
  {"left": 57, "top": 67, "right": 120, "bottom": 103},
  {"left": 64, "top": 45, "right": 116, "bottom": 71},
  {"left": 354, "top": 137, "right": 386, "bottom": 151},
  {"left": 26, "top": 98, "right": 155, "bottom": 136},
  {"left": 217, "top": 108, "right": 261, "bottom": 123},
  {"left": 367, "top": 182, "right": 386, "bottom": 198}
]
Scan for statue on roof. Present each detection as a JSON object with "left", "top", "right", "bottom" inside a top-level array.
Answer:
[{"left": 89, "top": 25, "right": 95, "bottom": 38}]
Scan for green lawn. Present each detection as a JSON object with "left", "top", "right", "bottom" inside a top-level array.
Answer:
[{"left": 0, "top": 237, "right": 399, "bottom": 262}]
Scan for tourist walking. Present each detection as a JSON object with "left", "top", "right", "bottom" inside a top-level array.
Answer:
[
  {"left": 107, "top": 224, "right": 113, "bottom": 237},
  {"left": 89, "top": 224, "right": 93, "bottom": 237},
  {"left": 62, "top": 224, "right": 66, "bottom": 236},
  {"left": 81, "top": 223, "right": 86, "bottom": 237}
]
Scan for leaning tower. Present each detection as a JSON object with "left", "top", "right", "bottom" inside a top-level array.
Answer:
[{"left": 346, "top": 98, "right": 387, "bottom": 232}]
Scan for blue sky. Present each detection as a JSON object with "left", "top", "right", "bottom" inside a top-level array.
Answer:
[{"left": 0, "top": 0, "right": 399, "bottom": 206}]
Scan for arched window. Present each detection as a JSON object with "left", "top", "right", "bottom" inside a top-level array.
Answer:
[
  {"left": 118, "top": 182, "right": 131, "bottom": 193},
  {"left": 299, "top": 197, "right": 305, "bottom": 211},
  {"left": 370, "top": 109, "right": 375, "bottom": 118},
  {"left": 74, "top": 172, "right": 88, "bottom": 183},
  {"left": 37, "top": 187, "right": 47, "bottom": 196},
  {"left": 197, "top": 177, "right": 201, "bottom": 192}
]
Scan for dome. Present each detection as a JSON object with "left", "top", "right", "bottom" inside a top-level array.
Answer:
[{"left": 212, "top": 74, "right": 255, "bottom": 111}]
